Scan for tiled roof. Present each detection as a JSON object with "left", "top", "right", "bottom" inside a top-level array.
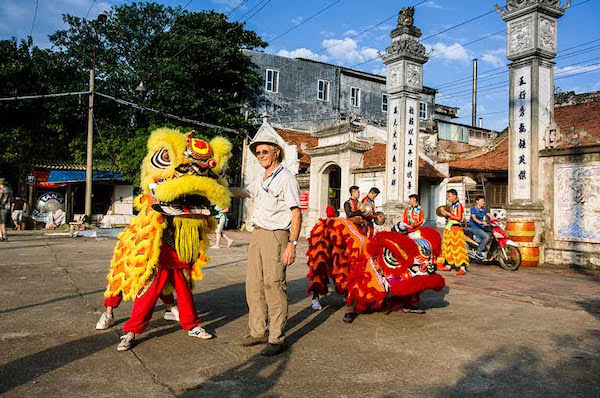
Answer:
[
  {"left": 274, "top": 128, "right": 318, "bottom": 168},
  {"left": 419, "top": 158, "right": 446, "bottom": 179},
  {"left": 438, "top": 139, "right": 478, "bottom": 154},
  {"left": 448, "top": 136, "right": 508, "bottom": 172},
  {"left": 31, "top": 159, "right": 119, "bottom": 172},
  {"left": 553, "top": 99, "right": 600, "bottom": 148},
  {"left": 363, "top": 142, "right": 387, "bottom": 168}
]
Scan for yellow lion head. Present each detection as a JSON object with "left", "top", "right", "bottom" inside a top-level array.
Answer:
[{"left": 140, "top": 127, "right": 233, "bottom": 214}]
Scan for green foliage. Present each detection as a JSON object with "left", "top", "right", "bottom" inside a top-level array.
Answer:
[{"left": 0, "top": 2, "right": 266, "bottom": 189}]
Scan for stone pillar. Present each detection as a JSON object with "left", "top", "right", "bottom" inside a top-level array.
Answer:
[
  {"left": 497, "top": 0, "right": 570, "bottom": 260},
  {"left": 381, "top": 7, "right": 429, "bottom": 223}
]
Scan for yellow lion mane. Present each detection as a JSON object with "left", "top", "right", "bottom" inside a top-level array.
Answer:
[{"left": 104, "top": 128, "right": 232, "bottom": 301}]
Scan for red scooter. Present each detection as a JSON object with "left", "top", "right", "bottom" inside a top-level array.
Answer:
[{"left": 463, "top": 219, "right": 522, "bottom": 271}]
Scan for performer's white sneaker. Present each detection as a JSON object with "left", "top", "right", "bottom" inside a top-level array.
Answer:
[
  {"left": 188, "top": 326, "right": 213, "bottom": 339},
  {"left": 311, "top": 298, "right": 322, "bottom": 310},
  {"left": 117, "top": 333, "right": 135, "bottom": 351},
  {"left": 164, "top": 306, "right": 180, "bottom": 321},
  {"left": 95, "top": 312, "right": 114, "bottom": 330}
]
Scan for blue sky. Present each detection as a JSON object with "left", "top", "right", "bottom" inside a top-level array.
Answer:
[{"left": 1, "top": 0, "right": 599, "bottom": 131}]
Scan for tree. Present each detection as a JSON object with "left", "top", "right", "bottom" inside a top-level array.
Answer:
[
  {"left": 49, "top": 2, "right": 266, "bottom": 184},
  {"left": 0, "top": 2, "right": 266, "bottom": 190}
]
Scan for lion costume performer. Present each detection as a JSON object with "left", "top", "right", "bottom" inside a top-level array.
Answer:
[
  {"left": 440, "top": 201, "right": 469, "bottom": 274},
  {"left": 101, "top": 128, "right": 232, "bottom": 351},
  {"left": 307, "top": 217, "right": 445, "bottom": 319}
]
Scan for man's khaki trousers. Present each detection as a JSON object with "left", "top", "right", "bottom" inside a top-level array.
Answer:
[{"left": 246, "top": 227, "right": 289, "bottom": 344}]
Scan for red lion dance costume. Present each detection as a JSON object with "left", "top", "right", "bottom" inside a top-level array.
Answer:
[{"left": 307, "top": 217, "right": 445, "bottom": 313}]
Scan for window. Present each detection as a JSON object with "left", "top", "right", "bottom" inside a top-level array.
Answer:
[
  {"left": 351, "top": 87, "right": 361, "bottom": 107},
  {"left": 382, "top": 94, "right": 389, "bottom": 112},
  {"left": 265, "top": 69, "right": 279, "bottom": 93},
  {"left": 317, "top": 79, "right": 330, "bottom": 101},
  {"left": 419, "top": 101, "right": 428, "bottom": 119}
]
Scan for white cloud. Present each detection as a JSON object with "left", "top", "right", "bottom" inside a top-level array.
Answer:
[
  {"left": 212, "top": 0, "right": 242, "bottom": 5},
  {"left": 371, "top": 67, "right": 387, "bottom": 76},
  {"left": 321, "top": 37, "right": 380, "bottom": 65},
  {"left": 320, "top": 30, "right": 335, "bottom": 38},
  {"left": 556, "top": 64, "right": 600, "bottom": 77},
  {"left": 343, "top": 29, "right": 358, "bottom": 36},
  {"left": 481, "top": 53, "right": 505, "bottom": 68},
  {"left": 277, "top": 48, "right": 328, "bottom": 62},
  {"left": 291, "top": 16, "right": 304, "bottom": 25},
  {"left": 592, "top": 81, "right": 600, "bottom": 91},
  {"left": 428, "top": 42, "right": 471, "bottom": 62},
  {"left": 0, "top": 0, "right": 111, "bottom": 47},
  {"left": 423, "top": 1, "right": 444, "bottom": 9}
]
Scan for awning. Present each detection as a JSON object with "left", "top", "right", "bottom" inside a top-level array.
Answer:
[{"left": 46, "top": 170, "right": 124, "bottom": 183}]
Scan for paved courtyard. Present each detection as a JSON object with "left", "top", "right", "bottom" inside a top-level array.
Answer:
[{"left": 0, "top": 230, "right": 599, "bottom": 397}]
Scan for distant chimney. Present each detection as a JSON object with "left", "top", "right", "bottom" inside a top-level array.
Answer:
[
  {"left": 472, "top": 58, "right": 478, "bottom": 127},
  {"left": 478, "top": 117, "right": 483, "bottom": 128}
]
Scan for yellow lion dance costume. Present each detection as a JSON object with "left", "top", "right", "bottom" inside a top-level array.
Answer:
[{"left": 99, "top": 128, "right": 232, "bottom": 349}]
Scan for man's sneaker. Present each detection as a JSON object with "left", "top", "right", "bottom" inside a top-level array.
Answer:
[
  {"left": 164, "top": 306, "right": 180, "bottom": 322},
  {"left": 311, "top": 297, "right": 322, "bottom": 310},
  {"left": 95, "top": 312, "right": 114, "bottom": 330},
  {"left": 117, "top": 333, "right": 135, "bottom": 351},
  {"left": 239, "top": 334, "right": 269, "bottom": 347},
  {"left": 475, "top": 252, "right": 485, "bottom": 260},
  {"left": 188, "top": 325, "right": 213, "bottom": 340}
]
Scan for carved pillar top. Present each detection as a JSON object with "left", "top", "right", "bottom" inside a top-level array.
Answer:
[
  {"left": 495, "top": 0, "right": 570, "bottom": 20},
  {"left": 496, "top": 0, "right": 570, "bottom": 61},
  {"left": 382, "top": 7, "right": 429, "bottom": 66}
]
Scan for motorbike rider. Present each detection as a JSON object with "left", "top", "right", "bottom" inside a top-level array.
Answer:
[{"left": 469, "top": 195, "right": 498, "bottom": 260}]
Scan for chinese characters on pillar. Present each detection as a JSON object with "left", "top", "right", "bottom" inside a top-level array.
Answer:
[
  {"left": 512, "top": 66, "right": 531, "bottom": 200},
  {"left": 387, "top": 99, "right": 401, "bottom": 201},
  {"left": 403, "top": 98, "right": 419, "bottom": 201}
]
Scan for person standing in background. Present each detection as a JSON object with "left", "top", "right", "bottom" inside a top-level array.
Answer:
[
  {"left": 0, "top": 178, "right": 12, "bottom": 241},
  {"left": 211, "top": 206, "right": 234, "bottom": 249},
  {"left": 11, "top": 195, "right": 28, "bottom": 230}
]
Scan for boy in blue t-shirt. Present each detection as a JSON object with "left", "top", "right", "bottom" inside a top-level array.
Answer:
[{"left": 469, "top": 195, "right": 497, "bottom": 259}]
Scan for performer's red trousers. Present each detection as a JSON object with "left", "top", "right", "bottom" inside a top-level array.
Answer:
[
  {"left": 122, "top": 244, "right": 201, "bottom": 334},
  {"left": 104, "top": 291, "right": 174, "bottom": 308}
]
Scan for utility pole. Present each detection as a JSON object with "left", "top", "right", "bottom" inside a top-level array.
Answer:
[
  {"left": 84, "top": 12, "right": 106, "bottom": 219},
  {"left": 85, "top": 68, "right": 94, "bottom": 219}
]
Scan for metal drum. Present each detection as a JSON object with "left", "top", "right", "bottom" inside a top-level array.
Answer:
[
  {"left": 517, "top": 242, "right": 540, "bottom": 267},
  {"left": 506, "top": 219, "right": 536, "bottom": 243}
]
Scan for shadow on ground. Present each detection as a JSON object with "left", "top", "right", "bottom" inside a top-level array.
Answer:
[
  {"left": 0, "top": 277, "right": 311, "bottom": 394},
  {"left": 425, "top": 329, "right": 600, "bottom": 397}
]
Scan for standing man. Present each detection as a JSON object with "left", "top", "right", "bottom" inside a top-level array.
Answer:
[
  {"left": 344, "top": 185, "right": 365, "bottom": 229},
  {"left": 469, "top": 195, "right": 497, "bottom": 260},
  {"left": 242, "top": 136, "right": 302, "bottom": 356},
  {"left": 440, "top": 189, "right": 469, "bottom": 275},
  {"left": 360, "top": 187, "right": 380, "bottom": 238},
  {"left": 0, "top": 178, "right": 11, "bottom": 241},
  {"left": 11, "top": 195, "right": 28, "bottom": 230}
]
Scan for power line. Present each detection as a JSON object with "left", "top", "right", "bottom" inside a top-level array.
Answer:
[
  {"left": 96, "top": 92, "right": 238, "bottom": 133},
  {"left": 30, "top": 0, "right": 40, "bottom": 36},
  {"left": 241, "top": 0, "right": 272, "bottom": 23},
  {"left": 350, "top": 5, "right": 501, "bottom": 68},
  {"left": 269, "top": 0, "right": 344, "bottom": 43},
  {"left": 0, "top": 91, "right": 90, "bottom": 102},
  {"left": 314, "top": 0, "right": 429, "bottom": 55},
  {"left": 85, "top": 0, "right": 97, "bottom": 19},
  {"left": 228, "top": 0, "right": 249, "bottom": 17}
]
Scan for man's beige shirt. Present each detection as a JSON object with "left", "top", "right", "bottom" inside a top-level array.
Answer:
[{"left": 248, "top": 165, "right": 300, "bottom": 230}]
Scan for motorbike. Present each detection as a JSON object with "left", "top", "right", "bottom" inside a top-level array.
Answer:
[{"left": 463, "top": 219, "right": 522, "bottom": 271}]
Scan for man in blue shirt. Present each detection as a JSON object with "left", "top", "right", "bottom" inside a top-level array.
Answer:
[{"left": 469, "top": 195, "right": 497, "bottom": 259}]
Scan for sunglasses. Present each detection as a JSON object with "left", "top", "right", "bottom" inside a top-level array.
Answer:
[{"left": 255, "top": 149, "right": 276, "bottom": 156}]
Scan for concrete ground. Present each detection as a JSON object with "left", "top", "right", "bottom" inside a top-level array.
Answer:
[{"left": 0, "top": 230, "right": 599, "bottom": 398}]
